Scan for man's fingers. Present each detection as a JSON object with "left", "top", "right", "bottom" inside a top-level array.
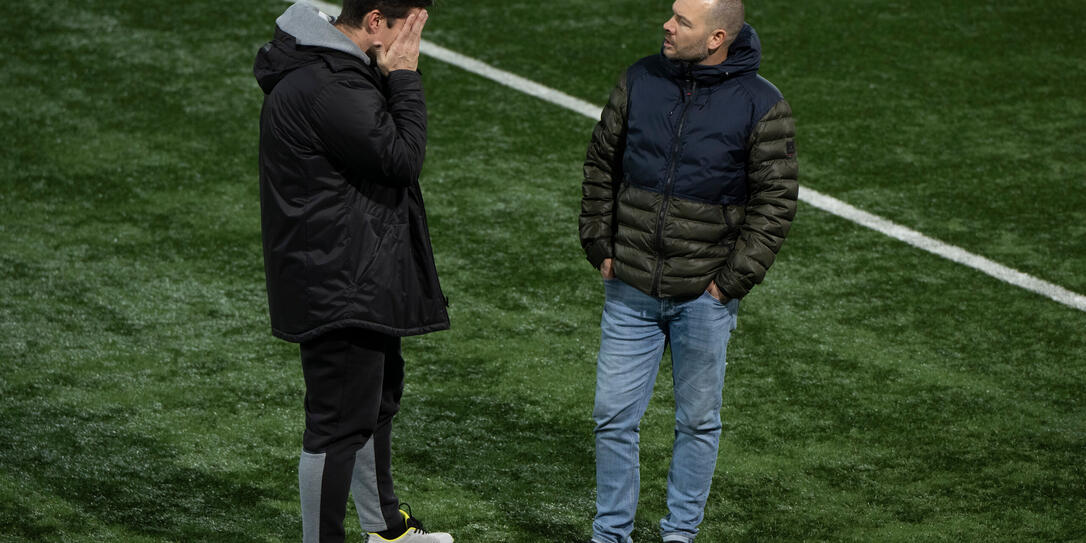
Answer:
[
  {"left": 402, "top": 11, "right": 420, "bottom": 35},
  {"left": 381, "top": 12, "right": 412, "bottom": 52},
  {"left": 397, "top": 10, "right": 426, "bottom": 45},
  {"left": 385, "top": 11, "right": 422, "bottom": 53},
  {"left": 412, "top": 10, "right": 429, "bottom": 36},
  {"left": 375, "top": 9, "right": 427, "bottom": 74},
  {"left": 402, "top": 11, "right": 424, "bottom": 40}
]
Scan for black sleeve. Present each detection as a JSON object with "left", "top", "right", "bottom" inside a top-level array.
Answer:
[{"left": 313, "top": 70, "right": 427, "bottom": 185}]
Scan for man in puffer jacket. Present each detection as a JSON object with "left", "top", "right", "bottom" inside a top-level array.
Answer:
[
  {"left": 579, "top": 0, "right": 797, "bottom": 542},
  {"left": 254, "top": 1, "right": 452, "bottom": 542}
]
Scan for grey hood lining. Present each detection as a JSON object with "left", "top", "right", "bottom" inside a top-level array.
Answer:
[{"left": 276, "top": 1, "right": 371, "bottom": 65}]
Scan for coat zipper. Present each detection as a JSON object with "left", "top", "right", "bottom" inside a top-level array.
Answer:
[{"left": 650, "top": 78, "right": 697, "bottom": 297}]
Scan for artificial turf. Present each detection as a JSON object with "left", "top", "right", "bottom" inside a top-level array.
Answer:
[{"left": 1, "top": 0, "right": 1084, "bottom": 541}]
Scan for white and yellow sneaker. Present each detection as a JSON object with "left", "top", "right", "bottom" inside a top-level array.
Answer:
[{"left": 367, "top": 506, "right": 453, "bottom": 543}]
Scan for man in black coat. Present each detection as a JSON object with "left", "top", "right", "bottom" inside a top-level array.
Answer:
[{"left": 254, "top": 1, "right": 451, "bottom": 542}]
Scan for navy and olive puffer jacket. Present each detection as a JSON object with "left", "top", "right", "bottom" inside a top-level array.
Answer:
[{"left": 580, "top": 24, "right": 798, "bottom": 301}]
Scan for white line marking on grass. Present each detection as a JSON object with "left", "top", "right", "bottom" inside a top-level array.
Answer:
[
  {"left": 293, "top": 0, "right": 601, "bottom": 119},
  {"left": 419, "top": 40, "right": 603, "bottom": 120},
  {"left": 799, "top": 190, "right": 1086, "bottom": 312},
  {"left": 285, "top": 0, "right": 1086, "bottom": 313}
]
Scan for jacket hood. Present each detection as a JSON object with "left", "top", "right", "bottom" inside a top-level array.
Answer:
[
  {"left": 254, "top": 1, "right": 371, "bottom": 94},
  {"left": 661, "top": 23, "right": 762, "bottom": 84}
]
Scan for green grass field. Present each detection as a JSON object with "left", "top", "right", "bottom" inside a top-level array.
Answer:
[{"left": 2, "top": 0, "right": 1085, "bottom": 541}]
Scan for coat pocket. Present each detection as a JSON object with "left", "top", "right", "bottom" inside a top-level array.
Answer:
[{"left": 349, "top": 215, "right": 395, "bottom": 285}]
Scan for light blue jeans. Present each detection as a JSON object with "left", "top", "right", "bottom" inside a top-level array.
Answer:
[{"left": 592, "top": 278, "right": 739, "bottom": 543}]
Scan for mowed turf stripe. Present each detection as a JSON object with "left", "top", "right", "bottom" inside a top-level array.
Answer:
[{"left": 283, "top": 0, "right": 1086, "bottom": 313}]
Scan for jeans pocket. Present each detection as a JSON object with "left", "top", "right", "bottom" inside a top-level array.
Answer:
[{"left": 700, "top": 289, "right": 724, "bottom": 305}]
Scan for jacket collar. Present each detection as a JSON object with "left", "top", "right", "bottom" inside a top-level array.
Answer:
[
  {"left": 255, "top": 3, "right": 380, "bottom": 94},
  {"left": 660, "top": 23, "right": 761, "bottom": 84},
  {"left": 276, "top": 1, "right": 371, "bottom": 65}
]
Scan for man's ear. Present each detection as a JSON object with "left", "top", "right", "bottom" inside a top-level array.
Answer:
[
  {"left": 707, "top": 29, "right": 728, "bottom": 51},
  {"left": 364, "top": 10, "right": 383, "bottom": 34}
]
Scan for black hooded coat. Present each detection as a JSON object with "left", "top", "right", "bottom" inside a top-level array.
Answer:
[{"left": 254, "top": 3, "right": 448, "bottom": 342}]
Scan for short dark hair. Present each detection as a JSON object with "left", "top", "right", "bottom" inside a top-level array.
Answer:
[{"left": 338, "top": 0, "right": 434, "bottom": 28}]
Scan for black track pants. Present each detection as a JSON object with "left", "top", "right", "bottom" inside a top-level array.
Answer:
[{"left": 298, "top": 328, "right": 404, "bottom": 543}]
